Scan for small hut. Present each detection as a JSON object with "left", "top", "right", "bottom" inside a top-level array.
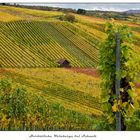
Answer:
[{"left": 57, "top": 58, "right": 70, "bottom": 68}]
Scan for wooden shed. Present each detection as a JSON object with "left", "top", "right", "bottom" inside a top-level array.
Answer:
[{"left": 57, "top": 58, "right": 71, "bottom": 67}]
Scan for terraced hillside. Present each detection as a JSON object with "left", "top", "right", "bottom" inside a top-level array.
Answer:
[
  {"left": 0, "top": 6, "right": 100, "bottom": 68},
  {"left": 1, "top": 67, "right": 140, "bottom": 130},
  {"left": 0, "top": 68, "right": 104, "bottom": 130},
  {"left": 0, "top": 68, "right": 101, "bottom": 115},
  {"left": 1, "top": 6, "right": 139, "bottom": 68}
]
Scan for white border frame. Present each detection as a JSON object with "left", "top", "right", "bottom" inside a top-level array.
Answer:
[
  {"left": 1, "top": 0, "right": 140, "bottom": 3},
  {"left": 0, "top": 1, "right": 140, "bottom": 140}
]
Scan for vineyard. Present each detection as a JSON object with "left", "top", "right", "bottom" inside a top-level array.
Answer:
[
  {"left": 1, "top": 6, "right": 140, "bottom": 68},
  {"left": 0, "top": 68, "right": 103, "bottom": 130},
  {"left": 0, "top": 5, "right": 140, "bottom": 130},
  {"left": 0, "top": 6, "right": 100, "bottom": 68}
]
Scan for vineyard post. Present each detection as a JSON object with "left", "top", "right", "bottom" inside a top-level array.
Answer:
[{"left": 116, "top": 32, "right": 121, "bottom": 131}]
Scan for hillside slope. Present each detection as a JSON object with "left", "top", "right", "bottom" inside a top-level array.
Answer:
[
  {"left": 0, "top": 68, "right": 102, "bottom": 116},
  {"left": 1, "top": 6, "right": 139, "bottom": 68},
  {"left": 0, "top": 6, "right": 100, "bottom": 68}
]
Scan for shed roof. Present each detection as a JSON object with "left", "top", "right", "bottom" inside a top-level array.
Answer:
[{"left": 57, "top": 58, "right": 69, "bottom": 64}]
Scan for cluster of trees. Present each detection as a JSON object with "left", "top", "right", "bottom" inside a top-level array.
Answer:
[
  {"left": 77, "top": 9, "right": 86, "bottom": 15},
  {"left": 58, "top": 8, "right": 87, "bottom": 23},
  {"left": 1, "top": 3, "right": 10, "bottom": 6}
]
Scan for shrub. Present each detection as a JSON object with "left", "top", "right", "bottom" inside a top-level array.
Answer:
[{"left": 65, "top": 14, "right": 76, "bottom": 23}]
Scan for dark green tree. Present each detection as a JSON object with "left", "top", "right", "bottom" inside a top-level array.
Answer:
[{"left": 77, "top": 9, "right": 86, "bottom": 15}]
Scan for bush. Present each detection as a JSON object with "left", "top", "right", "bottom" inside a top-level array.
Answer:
[
  {"left": 65, "top": 14, "right": 76, "bottom": 23},
  {"left": 58, "top": 15, "right": 64, "bottom": 21}
]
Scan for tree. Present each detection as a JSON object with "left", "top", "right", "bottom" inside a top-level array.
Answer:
[
  {"left": 77, "top": 9, "right": 86, "bottom": 15},
  {"left": 98, "top": 21, "right": 139, "bottom": 130},
  {"left": 1, "top": 3, "right": 6, "bottom": 5}
]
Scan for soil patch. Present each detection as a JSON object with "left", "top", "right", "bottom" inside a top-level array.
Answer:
[
  {"left": 136, "top": 83, "right": 140, "bottom": 88},
  {"left": 67, "top": 68, "right": 140, "bottom": 88},
  {"left": 0, "top": 69, "right": 7, "bottom": 73},
  {"left": 66, "top": 68, "right": 99, "bottom": 78}
]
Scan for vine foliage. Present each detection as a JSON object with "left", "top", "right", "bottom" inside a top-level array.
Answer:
[{"left": 98, "top": 21, "right": 139, "bottom": 130}]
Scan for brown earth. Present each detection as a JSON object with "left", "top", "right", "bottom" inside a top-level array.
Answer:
[
  {"left": 66, "top": 68, "right": 99, "bottom": 78},
  {"left": 0, "top": 69, "right": 7, "bottom": 73},
  {"left": 67, "top": 68, "right": 140, "bottom": 88},
  {"left": 136, "top": 83, "right": 140, "bottom": 88},
  {"left": 0, "top": 68, "right": 140, "bottom": 88}
]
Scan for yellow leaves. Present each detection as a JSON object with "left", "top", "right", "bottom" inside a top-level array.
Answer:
[
  {"left": 112, "top": 99, "right": 121, "bottom": 112},
  {"left": 108, "top": 117, "right": 114, "bottom": 124},
  {"left": 1, "top": 115, "right": 7, "bottom": 122},
  {"left": 127, "top": 103, "right": 135, "bottom": 115},
  {"left": 30, "top": 117, "right": 37, "bottom": 125},
  {"left": 107, "top": 116, "right": 114, "bottom": 124},
  {"left": 0, "top": 11, "right": 22, "bottom": 22},
  {"left": 122, "top": 102, "right": 128, "bottom": 108},
  {"left": 112, "top": 101, "right": 129, "bottom": 112},
  {"left": 9, "top": 68, "right": 101, "bottom": 97},
  {"left": 120, "top": 88, "right": 124, "bottom": 92},
  {"left": 0, "top": 115, "right": 11, "bottom": 129},
  {"left": 0, "top": 6, "right": 63, "bottom": 22},
  {"left": 129, "top": 82, "right": 134, "bottom": 87},
  {"left": 130, "top": 103, "right": 135, "bottom": 109},
  {"left": 105, "top": 25, "right": 109, "bottom": 32},
  {"left": 112, "top": 104, "right": 118, "bottom": 112}
]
